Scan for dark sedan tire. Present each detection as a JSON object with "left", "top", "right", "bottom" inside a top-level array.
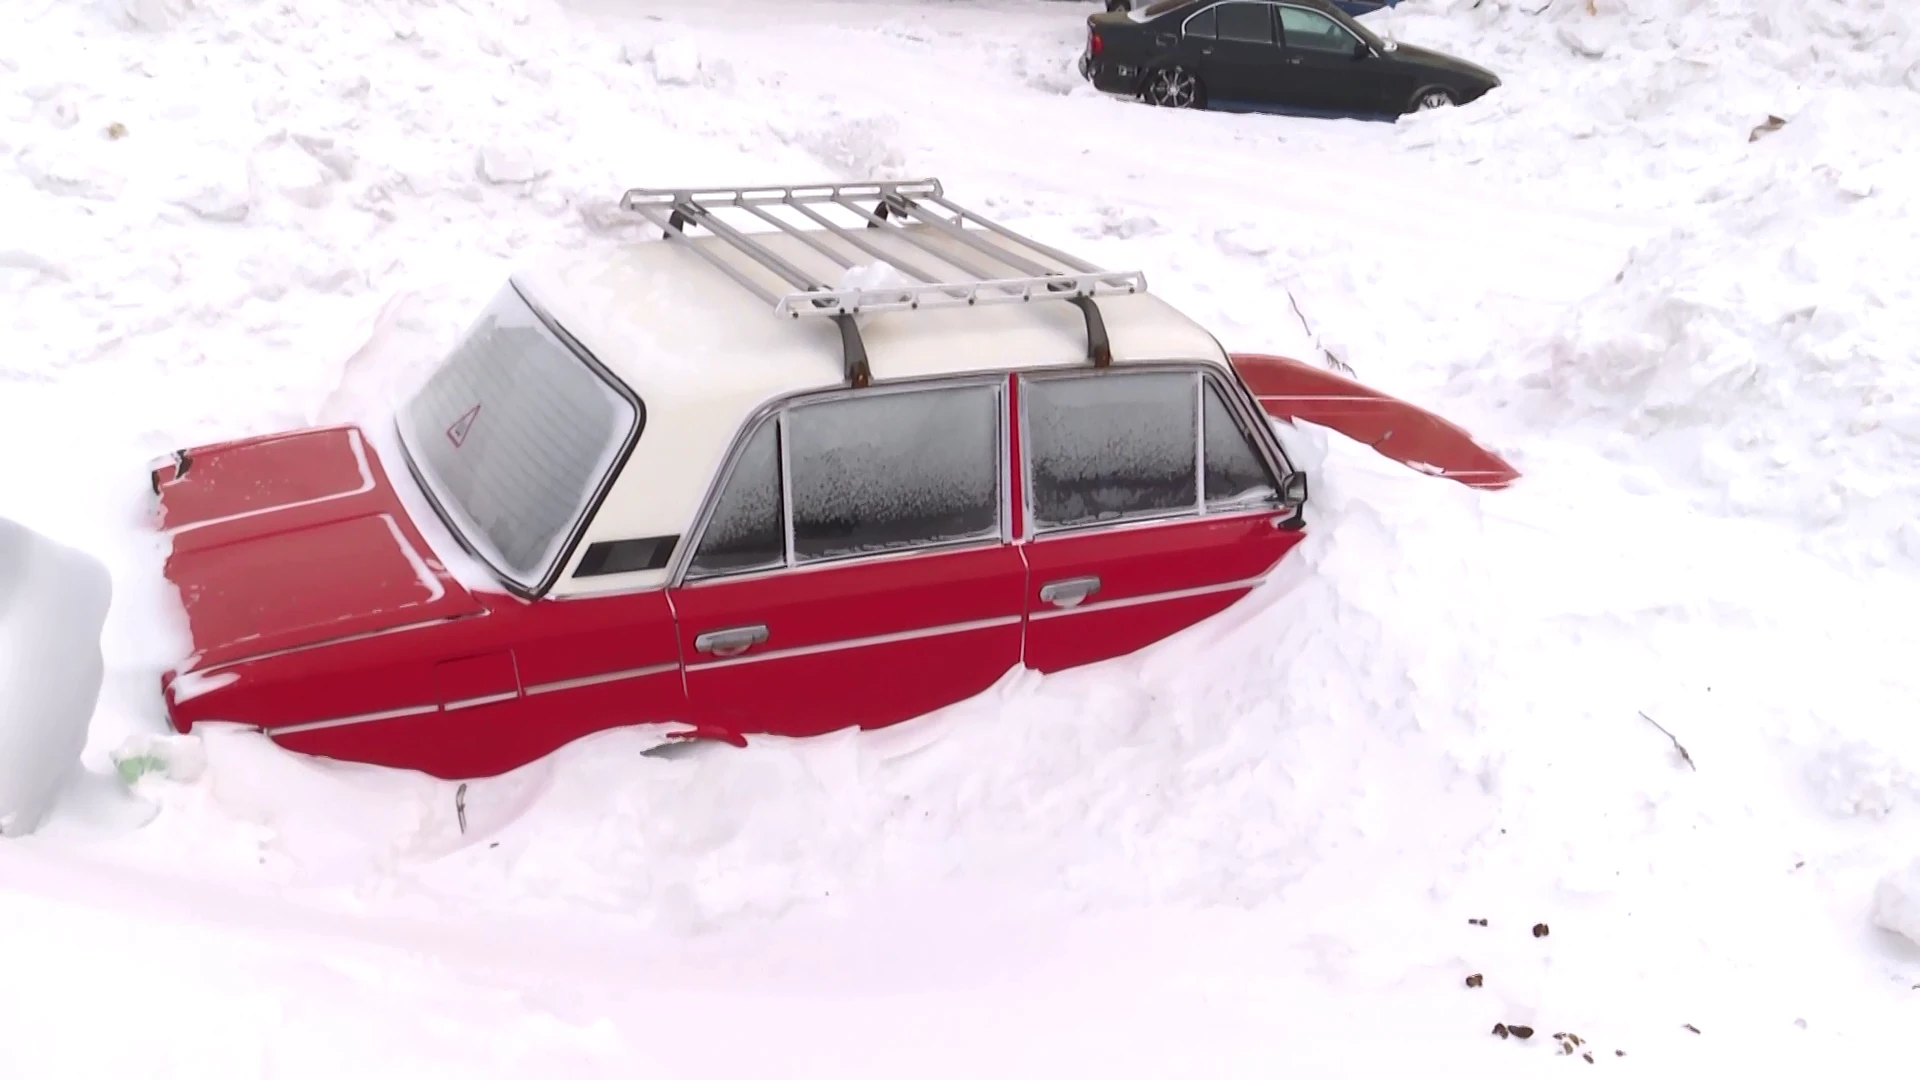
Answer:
[
  {"left": 1142, "top": 66, "right": 1205, "bottom": 109},
  {"left": 1411, "top": 87, "right": 1457, "bottom": 111}
]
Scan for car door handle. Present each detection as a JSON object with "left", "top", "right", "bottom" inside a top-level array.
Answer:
[
  {"left": 1286, "top": 56, "right": 1302, "bottom": 65},
  {"left": 694, "top": 624, "right": 769, "bottom": 658},
  {"left": 1038, "top": 576, "right": 1101, "bottom": 610}
]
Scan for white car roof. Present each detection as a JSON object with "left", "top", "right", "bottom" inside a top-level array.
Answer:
[{"left": 509, "top": 222, "right": 1233, "bottom": 597}]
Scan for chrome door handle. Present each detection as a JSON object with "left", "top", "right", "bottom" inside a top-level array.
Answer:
[
  {"left": 1286, "top": 57, "right": 1301, "bottom": 64},
  {"left": 694, "top": 624, "right": 768, "bottom": 658},
  {"left": 1038, "top": 576, "right": 1101, "bottom": 610}
]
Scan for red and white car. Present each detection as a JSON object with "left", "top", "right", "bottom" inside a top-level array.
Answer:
[{"left": 149, "top": 179, "right": 1515, "bottom": 779}]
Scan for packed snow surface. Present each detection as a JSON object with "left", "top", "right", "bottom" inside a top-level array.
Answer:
[{"left": 5, "top": 0, "right": 1920, "bottom": 1075}]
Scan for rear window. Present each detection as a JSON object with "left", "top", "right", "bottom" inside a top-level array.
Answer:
[{"left": 397, "top": 281, "right": 640, "bottom": 592}]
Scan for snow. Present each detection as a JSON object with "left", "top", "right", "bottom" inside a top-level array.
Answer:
[
  {"left": 4, "top": 0, "right": 1920, "bottom": 1074},
  {"left": 0, "top": 516, "right": 111, "bottom": 837}
]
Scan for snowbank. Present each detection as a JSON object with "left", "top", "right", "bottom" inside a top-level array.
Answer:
[{"left": 0, "top": 517, "right": 111, "bottom": 836}]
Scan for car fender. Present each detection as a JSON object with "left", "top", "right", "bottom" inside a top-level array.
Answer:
[{"left": 1228, "top": 352, "right": 1519, "bottom": 490}]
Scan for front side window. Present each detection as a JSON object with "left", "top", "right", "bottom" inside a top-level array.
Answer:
[
  {"left": 684, "top": 381, "right": 1004, "bottom": 580},
  {"left": 1215, "top": 2, "right": 1275, "bottom": 44},
  {"left": 397, "top": 282, "right": 640, "bottom": 592},
  {"left": 1279, "top": 6, "right": 1358, "bottom": 53},
  {"left": 1023, "top": 369, "right": 1284, "bottom": 533},
  {"left": 787, "top": 385, "right": 1001, "bottom": 563}
]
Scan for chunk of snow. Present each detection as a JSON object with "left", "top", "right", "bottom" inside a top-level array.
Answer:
[
  {"left": 250, "top": 138, "right": 332, "bottom": 209},
  {"left": 474, "top": 143, "right": 545, "bottom": 185},
  {"left": 648, "top": 37, "right": 702, "bottom": 86},
  {"left": 0, "top": 516, "right": 110, "bottom": 837},
  {"left": 838, "top": 260, "right": 915, "bottom": 295},
  {"left": 1871, "top": 860, "right": 1920, "bottom": 947}
]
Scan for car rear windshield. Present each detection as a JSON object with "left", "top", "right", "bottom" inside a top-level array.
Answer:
[
  {"left": 1135, "top": 0, "right": 1192, "bottom": 19},
  {"left": 396, "top": 281, "right": 640, "bottom": 592}
]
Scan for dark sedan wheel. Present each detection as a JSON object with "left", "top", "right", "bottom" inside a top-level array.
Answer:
[
  {"left": 1143, "top": 66, "right": 1204, "bottom": 109},
  {"left": 1413, "top": 87, "right": 1457, "bottom": 111}
]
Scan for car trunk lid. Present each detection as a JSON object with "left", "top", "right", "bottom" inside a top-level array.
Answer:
[{"left": 153, "top": 425, "right": 488, "bottom": 669}]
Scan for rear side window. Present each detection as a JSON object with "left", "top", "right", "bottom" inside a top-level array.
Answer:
[
  {"left": 1023, "top": 370, "right": 1282, "bottom": 532},
  {"left": 1215, "top": 2, "right": 1275, "bottom": 44},
  {"left": 1024, "top": 371, "right": 1198, "bottom": 529},
  {"left": 683, "top": 381, "right": 1004, "bottom": 580},
  {"left": 1279, "top": 5, "right": 1357, "bottom": 53},
  {"left": 687, "top": 417, "right": 784, "bottom": 577},
  {"left": 398, "top": 282, "right": 639, "bottom": 591}
]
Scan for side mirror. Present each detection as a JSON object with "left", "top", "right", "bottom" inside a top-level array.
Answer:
[
  {"left": 1281, "top": 471, "right": 1309, "bottom": 505},
  {"left": 1353, "top": 40, "right": 1371, "bottom": 60}
]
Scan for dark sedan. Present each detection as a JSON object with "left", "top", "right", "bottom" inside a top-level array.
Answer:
[
  {"left": 1078, "top": 0, "right": 1500, "bottom": 118},
  {"left": 1104, "top": 0, "right": 1403, "bottom": 16}
]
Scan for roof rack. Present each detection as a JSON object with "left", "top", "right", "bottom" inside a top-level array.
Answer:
[{"left": 617, "top": 178, "right": 1147, "bottom": 388}]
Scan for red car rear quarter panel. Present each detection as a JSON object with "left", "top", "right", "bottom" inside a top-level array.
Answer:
[{"left": 1229, "top": 352, "right": 1520, "bottom": 489}]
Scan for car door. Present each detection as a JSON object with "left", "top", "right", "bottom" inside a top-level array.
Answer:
[
  {"left": 1016, "top": 366, "right": 1307, "bottom": 675},
  {"left": 667, "top": 377, "right": 1028, "bottom": 740},
  {"left": 1182, "top": 1, "right": 1286, "bottom": 107},
  {"left": 1275, "top": 4, "right": 1385, "bottom": 114}
]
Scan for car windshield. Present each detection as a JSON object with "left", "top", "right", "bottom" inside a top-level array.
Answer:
[{"left": 396, "top": 281, "right": 640, "bottom": 593}]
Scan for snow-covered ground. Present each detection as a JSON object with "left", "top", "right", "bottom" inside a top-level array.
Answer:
[{"left": 5, "top": 0, "right": 1920, "bottom": 1074}]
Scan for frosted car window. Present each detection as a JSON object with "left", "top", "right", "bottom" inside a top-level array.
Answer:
[
  {"left": 1215, "top": 2, "right": 1274, "bottom": 44},
  {"left": 1279, "top": 6, "right": 1355, "bottom": 53},
  {"left": 1203, "top": 380, "right": 1279, "bottom": 508},
  {"left": 1183, "top": 5, "right": 1216, "bottom": 37},
  {"left": 786, "top": 384, "right": 1002, "bottom": 563},
  {"left": 1025, "top": 372, "right": 1198, "bottom": 530},
  {"left": 688, "top": 417, "right": 784, "bottom": 579},
  {"left": 398, "top": 282, "right": 638, "bottom": 591}
]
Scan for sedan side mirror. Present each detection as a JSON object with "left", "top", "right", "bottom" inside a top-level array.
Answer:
[{"left": 1352, "top": 40, "right": 1371, "bottom": 60}]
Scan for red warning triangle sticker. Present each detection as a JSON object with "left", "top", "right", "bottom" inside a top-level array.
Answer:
[{"left": 446, "top": 403, "right": 480, "bottom": 448}]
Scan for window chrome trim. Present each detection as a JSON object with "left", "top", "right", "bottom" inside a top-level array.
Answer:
[{"left": 669, "top": 372, "right": 1012, "bottom": 588}]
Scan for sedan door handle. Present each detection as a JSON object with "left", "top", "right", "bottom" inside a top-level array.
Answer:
[
  {"left": 694, "top": 624, "right": 769, "bottom": 658},
  {"left": 1286, "top": 56, "right": 1302, "bottom": 65},
  {"left": 1038, "top": 576, "right": 1101, "bottom": 610}
]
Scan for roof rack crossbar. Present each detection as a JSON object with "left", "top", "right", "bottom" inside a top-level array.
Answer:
[
  {"left": 616, "top": 178, "right": 1144, "bottom": 378},
  {"left": 779, "top": 200, "right": 959, "bottom": 290},
  {"left": 828, "top": 196, "right": 1021, "bottom": 292},
  {"left": 872, "top": 195, "right": 1113, "bottom": 365},
  {"left": 876, "top": 195, "right": 1057, "bottom": 280},
  {"left": 626, "top": 203, "right": 783, "bottom": 307}
]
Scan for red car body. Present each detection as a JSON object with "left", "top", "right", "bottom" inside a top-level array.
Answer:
[{"left": 150, "top": 353, "right": 1511, "bottom": 780}]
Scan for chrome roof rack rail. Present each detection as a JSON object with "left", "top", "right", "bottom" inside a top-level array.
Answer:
[{"left": 618, "top": 178, "right": 1147, "bottom": 387}]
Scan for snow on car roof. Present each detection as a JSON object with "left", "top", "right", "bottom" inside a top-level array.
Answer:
[
  {"left": 508, "top": 223, "right": 1232, "bottom": 596},
  {"left": 512, "top": 223, "right": 1230, "bottom": 408}
]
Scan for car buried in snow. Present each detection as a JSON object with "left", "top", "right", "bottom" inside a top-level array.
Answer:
[
  {"left": 147, "top": 178, "right": 1516, "bottom": 781},
  {"left": 1081, "top": 0, "right": 1500, "bottom": 117}
]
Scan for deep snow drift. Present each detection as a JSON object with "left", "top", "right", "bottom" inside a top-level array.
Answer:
[{"left": 5, "top": 0, "right": 1920, "bottom": 1075}]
